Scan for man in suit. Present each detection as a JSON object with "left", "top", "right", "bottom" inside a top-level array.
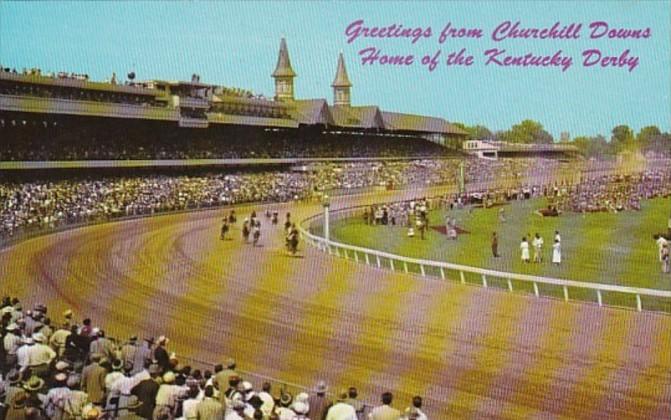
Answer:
[
  {"left": 130, "top": 364, "right": 160, "bottom": 419},
  {"left": 80, "top": 353, "right": 107, "bottom": 405}
]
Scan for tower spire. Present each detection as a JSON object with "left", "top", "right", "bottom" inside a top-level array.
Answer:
[
  {"left": 272, "top": 38, "right": 296, "bottom": 101},
  {"left": 332, "top": 52, "right": 352, "bottom": 106}
]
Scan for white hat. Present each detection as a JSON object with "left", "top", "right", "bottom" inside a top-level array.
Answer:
[
  {"left": 292, "top": 401, "right": 308, "bottom": 415},
  {"left": 295, "top": 392, "right": 309, "bottom": 404},
  {"left": 241, "top": 381, "right": 253, "bottom": 392},
  {"left": 91, "top": 328, "right": 100, "bottom": 336},
  {"left": 5, "top": 323, "right": 18, "bottom": 331},
  {"left": 32, "top": 332, "right": 46, "bottom": 343}
]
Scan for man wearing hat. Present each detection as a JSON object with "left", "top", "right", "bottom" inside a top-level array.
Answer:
[
  {"left": 224, "top": 398, "right": 246, "bottom": 420},
  {"left": 307, "top": 380, "right": 332, "bottom": 420},
  {"left": 325, "top": 389, "right": 356, "bottom": 420},
  {"left": 81, "top": 353, "right": 107, "bottom": 405},
  {"left": 213, "top": 359, "right": 237, "bottom": 397},
  {"left": 195, "top": 385, "right": 224, "bottom": 420},
  {"left": 153, "top": 371, "right": 181, "bottom": 419},
  {"left": 292, "top": 401, "right": 310, "bottom": 420},
  {"left": 16, "top": 337, "right": 35, "bottom": 371},
  {"left": 274, "top": 392, "right": 294, "bottom": 420},
  {"left": 153, "top": 337, "right": 171, "bottom": 373},
  {"left": 89, "top": 330, "right": 115, "bottom": 362},
  {"left": 130, "top": 364, "right": 160, "bottom": 419},
  {"left": 40, "top": 372, "right": 71, "bottom": 419},
  {"left": 120, "top": 337, "right": 138, "bottom": 369},
  {"left": 116, "top": 395, "right": 145, "bottom": 420},
  {"left": 3, "top": 323, "right": 21, "bottom": 370},
  {"left": 29, "top": 333, "right": 56, "bottom": 378},
  {"left": 221, "top": 375, "right": 242, "bottom": 414},
  {"left": 49, "top": 323, "right": 71, "bottom": 358},
  {"left": 2, "top": 370, "right": 27, "bottom": 420},
  {"left": 62, "top": 373, "right": 90, "bottom": 420}
]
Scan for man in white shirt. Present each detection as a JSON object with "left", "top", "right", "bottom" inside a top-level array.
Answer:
[
  {"left": 325, "top": 390, "right": 356, "bottom": 420},
  {"left": 532, "top": 233, "right": 544, "bottom": 263},
  {"left": 656, "top": 235, "right": 668, "bottom": 261}
]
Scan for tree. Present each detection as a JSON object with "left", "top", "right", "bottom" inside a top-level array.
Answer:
[
  {"left": 611, "top": 125, "right": 635, "bottom": 152},
  {"left": 636, "top": 125, "right": 662, "bottom": 150},
  {"left": 498, "top": 120, "right": 554, "bottom": 144},
  {"left": 572, "top": 135, "right": 611, "bottom": 157},
  {"left": 452, "top": 123, "right": 493, "bottom": 140}
]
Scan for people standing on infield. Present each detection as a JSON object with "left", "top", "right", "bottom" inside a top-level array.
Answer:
[
  {"left": 491, "top": 232, "right": 499, "bottom": 257},
  {"left": 656, "top": 234, "right": 669, "bottom": 262},
  {"left": 552, "top": 239, "right": 562, "bottom": 265},
  {"left": 661, "top": 244, "right": 670, "bottom": 273},
  {"left": 220, "top": 219, "right": 229, "bottom": 240},
  {"left": 520, "top": 237, "right": 530, "bottom": 263},
  {"left": 532, "top": 233, "right": 544, "bottom": 263}
]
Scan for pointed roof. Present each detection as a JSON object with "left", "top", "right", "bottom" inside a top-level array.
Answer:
[
  {"left": 330, "top": 105, "right": 383, "bottom": 129},
  {"left": 272, "top": 38, "right": 296, "bottom": 78},
  {"left": 293, "top": 99, "right": 335, "bottom": 125},
  {"left": 331, "top": 53, "right": 352, "bottom": 87}
]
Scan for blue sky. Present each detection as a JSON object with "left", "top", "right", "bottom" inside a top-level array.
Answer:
[{"left": 1, "top": 1, "right": 669, "bottom": 139}]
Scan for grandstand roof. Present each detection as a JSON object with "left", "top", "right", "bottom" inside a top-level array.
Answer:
[
  {"left": 293, "top": 99, "right": 334, "bottom": 125},
  {"left": 381, "top": 111, "right": 467, "bottom": 135},
  {"left": 329, "top": 105, "right": 384, "bottom": 129}
]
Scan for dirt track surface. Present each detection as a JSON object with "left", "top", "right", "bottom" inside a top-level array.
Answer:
[{"left": 2, "top": 186, "right": 670, "bottom": 419}]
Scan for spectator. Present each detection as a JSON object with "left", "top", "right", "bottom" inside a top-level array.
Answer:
[
  {"left": 368, "top": 392, "right": 400, "bottom": 420},
  {"left": 80, "top": 353, "right": 107, "bottom": 405},
  {"left": 326, "top": 389, "right": 357, "bottom": 420},
  {"left": 195, "top": 385, "right": 223, "bottom": 420}
]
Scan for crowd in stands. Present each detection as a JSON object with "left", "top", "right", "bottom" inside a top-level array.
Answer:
[
  {"left": 0, "top": 298, "right": 429, "bottom": 419},
  {"left": 0, "top": 158, "right": 580, "bottom": 240},
  {"left": 0, "top": 134, "right": 455, "bottom": 161}
]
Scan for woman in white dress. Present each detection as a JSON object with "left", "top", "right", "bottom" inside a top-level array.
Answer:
[
  {"left": 520, "top": 237, "right": 530, "bottom": 263},
  {"left": 552, "top": 239, "right": 562, "bottom": 265}
]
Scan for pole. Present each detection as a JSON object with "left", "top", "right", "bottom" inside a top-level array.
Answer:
[
  {"left": 323, "top": 203, "right": 330, "bottom": 243},
  {"left": 459, "top": 161, "right": 465, "bottom": 193}
]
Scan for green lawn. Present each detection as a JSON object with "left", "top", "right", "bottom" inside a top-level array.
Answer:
[{"left": 323, "top": 198, "right": 671, "bottom": 311}]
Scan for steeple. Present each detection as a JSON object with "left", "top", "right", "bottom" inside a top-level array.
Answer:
[
  {"left": 331, "top": 52, "right": 352, "bottom": 106},
  {"left": 272, "top": 38, "right": 296, "bottom": 101}
]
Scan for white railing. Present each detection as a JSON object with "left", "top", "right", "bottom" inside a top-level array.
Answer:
[{"left": 299, "top": 205, "right": 671, "bottom": 314}]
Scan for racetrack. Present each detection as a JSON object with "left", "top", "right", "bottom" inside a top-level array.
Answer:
[{"left": 1, "top": 186, "right": 670, "bottom": 419}]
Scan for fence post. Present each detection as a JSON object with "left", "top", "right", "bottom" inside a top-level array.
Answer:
[
  {"left": 343, "top": 249, "right": 348, "bottom": 260},
  {"left": 404, "top": 262, "right": 408, "bottom": 273},
  {"left": 507, "top": 278, "right": 513, "bottom": 292},
  {"left": 390, "top": 259, "right": 395, "bottom": 271},
  {"left": 365, "top": 254, "right": 370, "bottom": 265},
  {"left": 420, "top": 264, "right": 426, "bottom": 277},
  {"left": 563, "top": 286, "right": 569, "bottom": 302},
  {"left": 597, "top": 290, "right": 602, "bottom": 307},
  {"left": 376, "top": 255, "right": 381, "bottom": 268},
  {"left": 636, "top": 294, "right": 642, "bottom": 312},
  {"left": 354, "top": 251, "right": 359, "bottom": 263},
  {"left": 440, "top": 267, "right": 445, "bottom": 280},
  {"left": 335, "top": 247, "right": 340, "bottom": 258},
  {"left": 459, "top": 271, "right": 465, "bottom": 284},
  {"left": 533, "top": 282, "right": 539, "bottom": 297},
  {"left": 482, "top": 274, "right": 488, "bottom": 288}
]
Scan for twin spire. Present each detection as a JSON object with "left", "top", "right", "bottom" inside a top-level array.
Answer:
[{"left": 271, "top": 38, "right": 351, "bottom": 106}]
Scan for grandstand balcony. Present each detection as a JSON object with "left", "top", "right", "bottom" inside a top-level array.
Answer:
[
  {"left": 0, "top": 94, "right": 179, "bottom": 121},
  {"left": 177, "top": 96, "right": 210, "bottom": 109}
]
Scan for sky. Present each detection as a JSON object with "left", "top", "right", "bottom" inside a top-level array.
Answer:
[{"left": 0, "top": 1, "right": 669, "bottom": 139}]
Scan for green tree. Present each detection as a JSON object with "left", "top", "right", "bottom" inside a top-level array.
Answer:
[
  {"left": 498, "top": 120, "right": 554, "bottom": 144},
  {"left": 452, "top": 123, "right": 493, "bottom": 140},
  {"left": 636, "top": 125, "right": 662, "bottom": 150},
  {"left": 611, "top": 125, "right": 635, "bottom": 152},
  {"left": 572, "top": 135, "right": 611, "bottom": 157}
]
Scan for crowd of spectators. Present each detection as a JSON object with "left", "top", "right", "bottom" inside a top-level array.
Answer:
[
  {"left": 558, "top": 170, "right": 671, "bottom": 213},
  {"left": 0, "top": 158, "right": 580, "bottom": 240},
  {"left": 0, "top": 134, "right": 455, "bottom": 161},
  {"left": 0, "top": 298, "right": 429, "bottom": 419}
]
